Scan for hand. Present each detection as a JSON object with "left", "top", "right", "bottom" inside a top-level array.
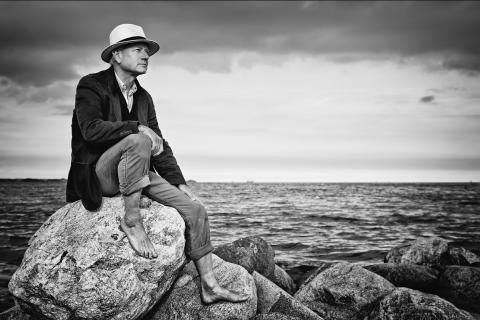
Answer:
[
  {"left": 178, "top": 184, "right": 204, "bottom": 206},
  {"left": 138, "top": 125, "right": 164, "bottom": 156}
]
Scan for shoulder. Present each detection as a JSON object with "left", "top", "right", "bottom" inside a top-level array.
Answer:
[{"left": 77, "top": 68, "right": 111, "bottom": 90}]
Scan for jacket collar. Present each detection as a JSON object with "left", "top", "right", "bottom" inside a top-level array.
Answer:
[{"left": 105, "top": 66, "right": 148, "bottom": 125}]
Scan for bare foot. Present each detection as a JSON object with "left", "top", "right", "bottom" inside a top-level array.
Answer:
[
  {"left": 200, "top": 282, "right": 249, "bottom": 304},
  {"left": 120, "top": 218, "right": 158, "bottom": 259}
]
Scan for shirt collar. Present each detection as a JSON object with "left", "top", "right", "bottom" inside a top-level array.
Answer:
[{"left": 114, "top": 71, "right": 137, "bottom": 95}]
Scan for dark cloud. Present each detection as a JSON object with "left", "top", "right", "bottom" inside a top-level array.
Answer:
[
  {"left": 442, "top": 55, "right": 480, "bottom": 76},
  {"left": 420, "top": 95, "right": 435, "bottom": 103},
  {"left": 0, "top": 74, "right": 75, "bottom": 108},
  {"left": 1, "top": 1, "right": 480, "bottom": 85},
  {"left": 0, "top": 47, "right": 98, "bottom": 86}
]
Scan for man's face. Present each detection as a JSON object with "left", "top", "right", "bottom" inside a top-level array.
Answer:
[{"left": 114, "top": 43, "right": 150, "bottom": 76}]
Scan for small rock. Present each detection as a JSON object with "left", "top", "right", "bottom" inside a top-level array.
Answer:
[
  {"left": 364, "top": 263, "right": 439, "bottom": 292},
  {"left": 294, "top": 262, "right": 395, "bottom": 320},
  {"left": 253, "top": 272, "right": 322, "bottom": 320},
  {"left": 447, "top": 247, "right": 480, "bottom": 266},
  {"left": 367, "top": 287, "right": 475, "bottom": 320},
  {"left": 8, "top": 197, "right": 187, "bottom": 320},
  {"left": 147, "top": 254, "right": 257, "bottom": 320},
  {"left": 214, "top": 236, "right": 275, "bottom": 279},
  {"left": 272, "top": 265, "right": 296, "bottom": 294},
  {"left": 385, "top": 237, "right": 450, "bottom": 267},
  {"left": 437, "top": 265, "right": 480, "bottom": 313}
]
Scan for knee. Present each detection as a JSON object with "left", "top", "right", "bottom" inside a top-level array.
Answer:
[
  {"left": 124, "top": 133, "right": 151, "bottom": 155},
  {"left": 188, "top": 202, "right": 208, "bottom": 227}
]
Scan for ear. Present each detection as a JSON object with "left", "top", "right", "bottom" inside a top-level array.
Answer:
[{"left": 112, "top": 50, "right": 122, "bottom": 63}]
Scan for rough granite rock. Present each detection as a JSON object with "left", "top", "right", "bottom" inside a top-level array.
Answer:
[
  {"left": 385, "top": 237, "right": 450, "bottom": 267},
  {"left": 146, "top": 254, "right": 257, "bottom": 320},
  {"left": 8, "top": 197, "right": 187, "bottom": 320},
  {"left": 294, "top": 262, "right": 395, "bottom": 320},
  {"left": 437, "top": 265, "right": 480, "bottom": 313},
  {"left": 447, "top": 247, "right": 480, "bottom": 266},
  {"left": 213, "top": 236, "right": 275, "bottom": 279},
  {"left": 214, "top": 236, "right": 275, "bottom": 279},
  {"left": 367, "top": 287, "right": 475, "bottom": 320},
  {"left": 364, "top": 263, "right": 440, "bottom": 292},
  {"left": 272, "top": 265, "right": 296, "bottom": 294},
  {"left": 251, "top": 312, "right": 303, "bottom": 320},
  {"left": 253, "top": 272, "right": 323, "bottom": 320}
]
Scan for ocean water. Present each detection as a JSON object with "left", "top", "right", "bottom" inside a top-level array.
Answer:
[{"left": 1, "top": 179, "right": 480, "bottom": 311}]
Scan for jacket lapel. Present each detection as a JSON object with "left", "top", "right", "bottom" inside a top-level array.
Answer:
[{"left": 135, "top": 80, "right": 149, "bottom": 126}]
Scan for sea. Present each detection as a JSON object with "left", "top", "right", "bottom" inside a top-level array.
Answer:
[{"left": 1, "top": 179, "right": 479, "bottom": 312}]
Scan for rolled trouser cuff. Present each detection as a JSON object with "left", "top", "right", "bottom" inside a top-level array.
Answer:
[
  {"left": 188, "top": 241, "right": 214, "bottom": 261},
  {"left": 120, "top": 175, "right": 150, "bottom": 196}
]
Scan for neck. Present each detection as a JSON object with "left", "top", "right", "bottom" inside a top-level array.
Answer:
[{"left": 113, "top": 65, "right": 136, "bottom": 89}]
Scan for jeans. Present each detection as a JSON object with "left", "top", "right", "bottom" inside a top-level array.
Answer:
[{"left": 95, "top": 133, "right": 214, "bottom": 260}]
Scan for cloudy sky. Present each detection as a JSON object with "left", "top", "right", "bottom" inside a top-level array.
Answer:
[{"left": 1, "top": 1, "right": 479, "bottom": 182}]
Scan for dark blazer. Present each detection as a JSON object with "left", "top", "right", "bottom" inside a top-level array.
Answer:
[{"left": 66, "top": 67, "right": 186, "bottom": 211}]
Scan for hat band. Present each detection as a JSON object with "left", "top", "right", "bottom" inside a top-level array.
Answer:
[{"left": 117, "top": 36, "right": 147, "bottom": 43}]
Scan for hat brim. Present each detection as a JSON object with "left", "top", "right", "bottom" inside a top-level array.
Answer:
[{"left": 101, "top": 39, "right": 160, "bottom": 62}]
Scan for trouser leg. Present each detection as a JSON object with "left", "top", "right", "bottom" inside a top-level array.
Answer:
[
  {"left": 95, "top": 133, "right": 152, "bottom": 196},
  {"left": 143, "top": 171, "right": 214, "bottom": 260}
]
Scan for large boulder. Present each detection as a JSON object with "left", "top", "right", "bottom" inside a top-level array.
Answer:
[
  {"left": 364, "top": 263, "right": 440, "bottom": 292},
  {"left": 385, "top": 237, "right": 450, "bottom": 267},
  {"left": 437, "top": 266, "right": 480, "bottom": 313},
  {"left": 214, "top": 236, "right": 275, "bottom": 279},
  {"left": 253, "top": 272, "right": 322, "bottom": 320},
  {"left": 272, "top": 265, "right": 296, "bottom": 294},
  {"left": 147, "top": 254, "right": 257, "bottom": 320},
  {"left": 367, "top": 287, "right": 475, "bottom": 320},
  {"left": 8, "top": 197, "right": 187, "bottom": 320},
  {"left": 294, "top": 262, "right": 395, "bottom": 320}
]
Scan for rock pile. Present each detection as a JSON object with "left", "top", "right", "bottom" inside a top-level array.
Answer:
[{"left": 4, "top": 199, "right": 479, "bottom": 320}]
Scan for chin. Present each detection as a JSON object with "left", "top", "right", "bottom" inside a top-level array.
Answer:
[{"left": 133, "top": 69, "right": 147, "bottom": 76}]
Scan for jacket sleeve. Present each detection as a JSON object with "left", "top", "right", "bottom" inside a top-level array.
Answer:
[
  {"left": 75, "top": 76, "right": 139, "bottom": 146},
  {"left": 146, "top": 94, "right": 187, "bottom": 186}
]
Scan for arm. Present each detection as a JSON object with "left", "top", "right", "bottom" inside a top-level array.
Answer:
[
  {"left": 75, "top": 76, "right": 139, "bottom": 145},
  {"left": 146, "top": 95, "right": 187, "bottom": 186}
]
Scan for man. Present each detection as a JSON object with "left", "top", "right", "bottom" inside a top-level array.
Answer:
[{"left": 66, "top": 23, "right": 247, "bottom": 304}]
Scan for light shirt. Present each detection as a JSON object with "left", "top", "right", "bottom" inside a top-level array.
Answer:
[{"left": 114, "top": 71, "right": 137, "bottom": 112}]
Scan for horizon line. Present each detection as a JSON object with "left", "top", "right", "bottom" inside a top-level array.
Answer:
[{"left": 0, "top": 178, "right": 478, "bottom": 184}]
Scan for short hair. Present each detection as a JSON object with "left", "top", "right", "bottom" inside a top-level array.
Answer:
[{"left": 109, "top": 42, "right": 150, "bottom": 65}]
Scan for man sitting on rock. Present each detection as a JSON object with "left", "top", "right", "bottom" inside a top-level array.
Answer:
[{"left": 66, "top": 23, "right": 248, "bottom": 304}]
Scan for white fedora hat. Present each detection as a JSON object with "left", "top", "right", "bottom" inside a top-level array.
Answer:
[{"left": 101, "top": 23, "right": 160, "bottom": 62}]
